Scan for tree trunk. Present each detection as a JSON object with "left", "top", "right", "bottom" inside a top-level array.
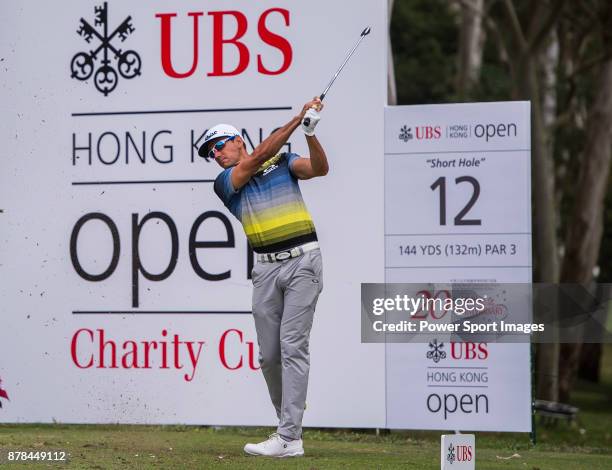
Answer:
[
  {"left": 579, "top": 343, "right": 602, "bottom": 382},
  {"left": 559, "top": 57, "right": 612, "bottom": 401},
  {"left": 535, "top": 31, "right": 561, "bottom": 402},
  {"left": 500, "top": 0, "right": 563, "bottom": 401},
  {"left": 528, "top": 56, "right": 561, "bottom": 401},
  {"left": 540, "top": 31, "right": 559, "bottom": 134},
  {"left": 456, "top": 0, "right": 485, "bottom": 99}
]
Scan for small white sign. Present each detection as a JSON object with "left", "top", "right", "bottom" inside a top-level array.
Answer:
[{"left": 441, "top": 434, "right": 475, "bottom": 469}]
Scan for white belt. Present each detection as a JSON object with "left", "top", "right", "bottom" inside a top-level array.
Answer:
[{"left": 257, "top": 241, "right": 319, "bottom": 263}]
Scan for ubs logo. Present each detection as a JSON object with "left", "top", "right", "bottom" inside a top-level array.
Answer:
[
  {"left": 399, "top": 124, "right": 442, "bottom": 141},
  {"left": 447, "top": 443, "right": 473, "bottom": 463},
  {"left": 70, "top": 2, "right": 142, "bottom": 96}
]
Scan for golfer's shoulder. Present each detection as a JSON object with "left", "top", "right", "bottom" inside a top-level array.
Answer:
[
  {"left": 281, "top": 151, "right": 301, "bottom": 166},
  {"left": 214, "top": 167, "right": 238, "bottom": 200},
  {"left": 215, "top": 167, "right": 231, "bottom": 180},
  {"left": 213, "top": 167, "right": 230, "bottom": 186}
]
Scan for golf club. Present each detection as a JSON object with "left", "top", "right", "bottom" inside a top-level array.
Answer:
[{"left": 303, "top": 26, "right": 371, "bottom": 127}]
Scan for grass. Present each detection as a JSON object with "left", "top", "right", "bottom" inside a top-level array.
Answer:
[{"left": 0, "top": 346, "right": 610, "bottom": 469}]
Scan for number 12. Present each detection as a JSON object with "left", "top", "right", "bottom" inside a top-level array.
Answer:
[{"left": 430, "top": 176, "right": 481, "bottom": 226}]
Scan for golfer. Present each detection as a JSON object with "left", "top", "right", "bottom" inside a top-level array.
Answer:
[{"left": 199, "top": 98, "right": 328, "bottom": 457}]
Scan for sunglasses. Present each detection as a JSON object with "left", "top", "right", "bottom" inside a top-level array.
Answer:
[{"left": 208, "top": 135, "right": 236, "bottom": 160}]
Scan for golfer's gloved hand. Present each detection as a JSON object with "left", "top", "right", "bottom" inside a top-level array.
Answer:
[{"left": 301, "top": 108, "right": 320, "bottom": 136}]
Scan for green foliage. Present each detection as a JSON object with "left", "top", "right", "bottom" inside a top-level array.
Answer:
[
  {"left": 470, "top": 37, "right": 514, "bottom": 102},
  {"left": 390, "top": 0, "right": 611, "bottom": 283},
  {"left": 390, "top": 0, "right": 458, "bottom": 104}
]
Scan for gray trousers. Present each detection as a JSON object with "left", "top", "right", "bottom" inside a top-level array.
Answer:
[{"left": 251, "top": 248, "right": 323, "bottom": 440}]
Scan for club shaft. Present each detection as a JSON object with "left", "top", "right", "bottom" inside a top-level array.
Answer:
[
  {"left": 302, "top": 27, "right": 370, "bottom": 127},
  {"left": 320, "top": 33, "right": 368, "bottom": 101}
]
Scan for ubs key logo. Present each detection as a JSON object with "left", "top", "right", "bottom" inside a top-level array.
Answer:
[
  {"left": 446, "top": 443, "right": 456, "bottom": 464},
  {"left": 426, "top": 339, "right": 446, "bottom": 363},
  {"left": 399, "top": 125, "right": 413, "bottom": 142},
  {"left": 70, "top": 2, "right": 142, "bottom": 96}
]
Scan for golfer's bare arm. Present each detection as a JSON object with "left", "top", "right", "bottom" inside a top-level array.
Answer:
[
  {"left": 290, "top": 135, "right": 329, "bottom": 179},
  {"left": 230, "top": 98, "right": 321, "bottom": 190}
]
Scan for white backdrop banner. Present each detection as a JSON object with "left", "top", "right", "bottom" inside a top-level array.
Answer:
[
  {"left": 384, "top": 102, "right": 532, "bottom": 432},
  {"left": 0, "top": 0, "right": 387, "bottom": 426},
  {"left": 1, "top": 2, "right": 531, "bottom": 433}
]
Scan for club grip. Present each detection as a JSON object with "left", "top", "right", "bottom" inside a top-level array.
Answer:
[{"left": 303, "top": 94, "right": 325, "bottom": 128}]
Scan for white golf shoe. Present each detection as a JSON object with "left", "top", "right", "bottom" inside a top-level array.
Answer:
[{"left": 243, "top": 433, "right": 304, "bottom": 457}]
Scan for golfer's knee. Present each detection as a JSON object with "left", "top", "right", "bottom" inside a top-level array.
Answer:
[
  {"left": 259, "top": 348, "right": 281, "bottom": 370},
  {"left": 280, "top": 338, "right": 308, "bottom": 363}
]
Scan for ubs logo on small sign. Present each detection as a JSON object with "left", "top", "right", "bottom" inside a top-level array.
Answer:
[
  {"left": 441, "top": 434, "right": 475, "bottom": 469},
  {"left": 70, "top": 2, "right": 142, "bottom": 96}
]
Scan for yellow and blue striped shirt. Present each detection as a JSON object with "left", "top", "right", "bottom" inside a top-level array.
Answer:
[{"left": 214, "top": 153, "right": 317, "bottom": 253}]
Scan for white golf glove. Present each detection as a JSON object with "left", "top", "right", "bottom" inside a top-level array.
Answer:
[{"left": 301, "top": 108, "right": 321, "bottom": 136}]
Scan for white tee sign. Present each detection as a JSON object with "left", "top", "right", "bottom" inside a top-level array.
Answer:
[{"left": 384, "top": 102, "right": 532, "bottom": 432}]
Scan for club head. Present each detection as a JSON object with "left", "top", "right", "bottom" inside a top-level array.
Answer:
[{"left": 361, "top": 26, "right": 371, "bottom": 36}]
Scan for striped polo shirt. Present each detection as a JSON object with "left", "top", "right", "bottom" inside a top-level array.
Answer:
[{"left": 213, "top": 152, "right": 318, "bottom": 253}]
